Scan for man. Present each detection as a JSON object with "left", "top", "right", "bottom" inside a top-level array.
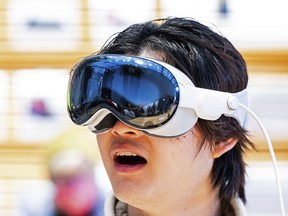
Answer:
[{"left": 67, "top": 17, "right": 254, "bottom": 215}]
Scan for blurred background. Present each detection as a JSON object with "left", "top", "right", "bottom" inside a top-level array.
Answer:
[{"left": 0, "top": 0, "right": 287, "bottom": 215}]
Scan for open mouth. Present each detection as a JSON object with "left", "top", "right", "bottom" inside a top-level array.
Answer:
[{"left": 114, "top": 152, "right": 147, "bottom": 166}]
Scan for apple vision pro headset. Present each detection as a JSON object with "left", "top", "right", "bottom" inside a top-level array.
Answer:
[{"left": 67, "top": 54, "right": 286, "bottom": 215}]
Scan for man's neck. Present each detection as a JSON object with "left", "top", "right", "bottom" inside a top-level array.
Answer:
[{"left": 126, "top": 191, "right": 221, "bottom": 216}]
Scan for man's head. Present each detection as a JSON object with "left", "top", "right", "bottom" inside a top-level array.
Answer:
[
  {"left": 68, "top": 17, "right": 254, "bottom": 215},
  {"left": 99, "top": 15, "right": 253, "bottom": 203}
]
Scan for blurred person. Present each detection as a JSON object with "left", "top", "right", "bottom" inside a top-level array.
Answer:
[
  {"left": 67, "top": 17, "right": 255, "bottom": 216},
  {"left": 16, "top": 128, "right": 106, "bottom": 216},
  {"left": 48, "top": 149, "right": 103, "bottom": 216}
]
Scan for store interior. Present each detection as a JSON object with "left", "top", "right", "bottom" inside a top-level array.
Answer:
[{"left": 0, "top": 0, "right": 287, "bottom": 215}]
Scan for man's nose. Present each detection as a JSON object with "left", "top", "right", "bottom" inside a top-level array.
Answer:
[{"left": 110, "top": 120, "right": 143, "bottom": 137}]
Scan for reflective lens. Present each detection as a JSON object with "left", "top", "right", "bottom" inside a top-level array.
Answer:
[{"left": 68, "top": 55, "right": 180, "bottom": 133}]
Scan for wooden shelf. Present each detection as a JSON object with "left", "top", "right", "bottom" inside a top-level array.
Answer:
[{"left": 0, "top": 49, "right": 287, "bottom": 71}]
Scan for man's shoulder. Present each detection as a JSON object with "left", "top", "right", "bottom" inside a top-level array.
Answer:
[
  {"left": 231, "top": 197, "right": 247, "bottom": 216},
  {"left": 103, "top": 192, "right": 118, "bottom": 216}
]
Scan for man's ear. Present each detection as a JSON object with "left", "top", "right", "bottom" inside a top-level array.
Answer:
[{"left": 212, "top": 138, "right": 238, "bottom": 158}]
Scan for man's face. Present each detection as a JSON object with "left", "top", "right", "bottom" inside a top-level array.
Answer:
[{"left": 97, "top": 120, "right": 214, "bottom": 207}]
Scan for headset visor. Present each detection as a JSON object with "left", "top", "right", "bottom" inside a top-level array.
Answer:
[{"left": 67, "top": 55, "right": 180, "bottom": 133}]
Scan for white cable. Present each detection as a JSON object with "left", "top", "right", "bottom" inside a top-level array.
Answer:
[{"left": 239, "top": 103, "right": 286, "bottom": 216}]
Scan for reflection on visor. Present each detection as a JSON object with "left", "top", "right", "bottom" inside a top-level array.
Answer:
[{"left": 68, "top": 55, "right": 180, "bottom": 132}]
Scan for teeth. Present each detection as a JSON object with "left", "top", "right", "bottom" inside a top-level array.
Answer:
[{"left": 116, "top": 152, "right": 138, "bottom": 157}]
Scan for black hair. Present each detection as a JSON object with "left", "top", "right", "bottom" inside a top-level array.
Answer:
[{"left": 98, "top": 17, "right": 255, "bottom": 215}]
